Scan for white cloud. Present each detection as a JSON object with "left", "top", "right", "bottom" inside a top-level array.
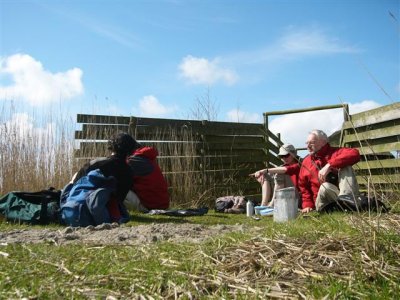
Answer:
[
  {"left": 222, "top": 27, "right": 360, "bottom": 67},
  {"left": 268, "top": 100, "right": 382, "bottom": 153},
  {"left": 279, "top": 28, "right": 359, "bottom": 55},
  {"left": 349, "top": 100, "right": 381, "bottom": 114},
  {"left": 138, "top": 95, "right": 177, "bottom": 117},
  {"left": 178, "top": 55, "right": 238, "bottom": 86},
  {"left": 226, "top": 109, "right": 262, "bottom": 123},
  {"left": 0, "top": 54, "right": 83, "bottom": 106}
]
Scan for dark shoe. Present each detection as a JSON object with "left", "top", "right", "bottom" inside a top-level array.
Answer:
[
  {"left": 336, "top": 194, "right": 360, "bottom": 212},
  {"left": 319, "top": 195, "right": 359, "bottom": 213}
]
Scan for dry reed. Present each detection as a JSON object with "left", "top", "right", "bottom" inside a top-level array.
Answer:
[
  {"left": 0, "top": 103, "right": 76, "bottom": 194},
  {"left": 183, "top": 216, "right": 400, "bottom": 298}
]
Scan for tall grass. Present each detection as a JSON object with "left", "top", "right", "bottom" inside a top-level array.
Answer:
[
  {"left": 0, "top": 102, "right": 76, "bottom": 195},
  {"left": 0, "top": 101, "right": 252, "bottom": 208},
  {"left": 0, "top": 103, "right": 249, "bottom": 207},
  {"left": 129, "top": 126, "right": 249, "bottom": 207}
]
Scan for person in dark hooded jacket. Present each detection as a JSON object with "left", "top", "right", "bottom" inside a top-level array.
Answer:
[
  {"left": 73, "top": 132, "right": 139, "bottom": 204},
  {"left": 125, "top": 146, "right": 170, "bottom": 212},
  {"left": 62, "top": 132, "right": 139, "bottom": 225}
]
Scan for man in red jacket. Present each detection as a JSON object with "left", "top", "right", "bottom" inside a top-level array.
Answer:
[
  {"left": 298, "top": 129, "right": 360, "bottom": 213},
  {"left": 124, "top": 145, "right": 170, "bottom": 212}
]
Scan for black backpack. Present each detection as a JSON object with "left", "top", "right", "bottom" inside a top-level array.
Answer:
[
  {"left": 320, "top": 194, "right": 389, "bottom": 213},
  {"left": 0, "top": 188, "right": 61, "bottom": 224},
  {"left": 215, "top": 196, "right": 247, "bottom": 213}
]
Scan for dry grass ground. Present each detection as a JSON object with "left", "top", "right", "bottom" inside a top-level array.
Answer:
[{"left": 0, "top": 212, "right": 399, "bottom": 299}]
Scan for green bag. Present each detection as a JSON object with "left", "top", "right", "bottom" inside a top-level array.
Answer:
[{"left": 0, "top": 189, "right": 61, "bottom": 224}]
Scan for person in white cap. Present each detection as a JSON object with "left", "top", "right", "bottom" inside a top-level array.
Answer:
[{"left": 250, "top": 143, "right": 301, "bottom": 207}]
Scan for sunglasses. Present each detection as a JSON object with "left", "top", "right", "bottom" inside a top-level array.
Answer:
[{"left": 279, "top": 153, "right": 291, "bottom": 158}]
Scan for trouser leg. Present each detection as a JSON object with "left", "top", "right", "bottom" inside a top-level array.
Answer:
[
  {"left": 315, "top": 182, "right": 339, "bottom": 211},
  {"left": 86, "top": 188, "right": 111, "bottom": 225},
  {"left": 124, "top": 190, "right": 148, "bottom": 212},
  {"left": 338, "top": 166, "right": 359, "bottom": 198}
]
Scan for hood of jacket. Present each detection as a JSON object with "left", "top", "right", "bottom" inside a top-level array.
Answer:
[{"left": 132, "top": 146, "right": 159, "bottom": 161}]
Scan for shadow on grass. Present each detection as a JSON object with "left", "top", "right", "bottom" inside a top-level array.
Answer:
[{"left": 128, "top": 211, "right": 234, "bottom": 226}]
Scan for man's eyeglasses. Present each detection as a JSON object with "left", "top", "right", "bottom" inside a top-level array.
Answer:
[{"left": 279, "top": 154, "right": 291, "bottom": 158}]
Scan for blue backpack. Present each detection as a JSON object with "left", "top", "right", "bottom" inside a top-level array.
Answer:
[{"left": 60, "top": 169, "right": 117, "bottom": 227}]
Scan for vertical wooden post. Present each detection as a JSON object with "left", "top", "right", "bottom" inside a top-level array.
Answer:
[
  {"left": 343, "top": 103, "right": 349, "bottom": 122},
  {"left": 201, "top": 120, "right": 207, "bottom": 187},
  {"left": 342, "top": 104, "right": 350, "bottom": 147},
  {"left": 263, "top": 113, "right": 269, "bottom": 167},
  {"left": 128, "top": 116, "right": 137, "bottom": 138}
]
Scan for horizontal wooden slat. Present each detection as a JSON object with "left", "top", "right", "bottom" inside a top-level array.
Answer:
[
  {"left": 356, "top": 142, "right": 400, "bottom": 155},
  {"left": 74, "top": 142, "right": 108, "bottom": 157},
  {"left": 355, "top": 159, "right": 400, "bottom": 170},
  {"left": 203, "top": 153, "right": 267, "bottom": 165},
  {"left": 198, "top": 187, "right": 261, "bottom": 198},
  {"left": 356, "top": 174, "right": 400, "bottom": 185},
  {"left": 266, "top": 129, "right": 282, "bottom": 145},
  {"left": 75, "top": 142, "right": 202, "bottom": 158},
  {"left": 265, "top": 140, "right": 280, "bottom": 155},
  {"left": 194, "top": 126, "right": 265, "bottom": 136},
  {"left": 342, "top": 125, "right": 400, "bottom": 144},
  {"left": 202, "top": 149, "right": 266, "bottom": 157},
  {"left": 76, "top": 125, "right": 266, "bottom": 141},
  {"left": 159, "top": 159, "right": 266, "bottom": 172},
  {"left": 133, "top": 117, "right": 264, "bottom": 131},
  {"left": 265, "top": 150, "right": 282, "bottom": 166},
  {"left": 75, "top": 125, "right": 131, "bottom": 140},
  {"left": 263, "top": 104, "right": 346, "bottom": 118},
  {"left": 134, "top": 126, "right": 201, "bottom": 140},
  {"left": 148, "top": 167, "right": 266, "bottom": 178},
  {"left": 342, "top": 119, "right": 398, "bottom": 136},
  {"left": 347, "top": 136, "right": 400, "bottom": 149},
  {"left": 137, "top": 127, "right": 266, "bottom": 139},
  {"left": 211, "top": 162, "right": 266, "bottom": 172},
  {"left": 342, "top": 102, "right": 400, "bottom": 129},
  {"left": 200, "top": 120, "right": 264, "bottom": 131},
  {"left": 134, "top": 117, "right": 203, "bottom": 127},
  {"left": 200, "top": 135, "right": 265, "bottom": 144},
  {"left": 77, "top": 114, "right": 131, "bottom": 125},
  {"left": 203, "top": 142, "right": 266, "bottom": 151}
]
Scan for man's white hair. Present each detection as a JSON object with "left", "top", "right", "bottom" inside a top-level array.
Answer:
[{"left": 309, "top": 129, "right": 328, "bottom": 142}]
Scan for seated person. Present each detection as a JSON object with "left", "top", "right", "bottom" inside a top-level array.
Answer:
[
  {"left": 124, "top": 144, "right": 169, "bottom": 212},
  {"left": 61, "top": 132, "right": 139, "bottom": 226},
  {"left": 250, "top": 143, "right": 301, "bottom": 207},
  {"left": 298, "top": 129, "right": 360, "bottom": 213}
]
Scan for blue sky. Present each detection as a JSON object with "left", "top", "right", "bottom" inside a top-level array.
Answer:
[{"left": 0, "top": 0, "right": 399, "bottom": 148}]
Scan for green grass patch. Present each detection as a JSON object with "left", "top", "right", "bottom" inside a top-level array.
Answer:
[{"left": 0, "top": 211, "right": 399, "bottom": 299}]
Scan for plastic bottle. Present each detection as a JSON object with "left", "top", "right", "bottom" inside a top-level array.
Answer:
[{"left": 246, "top": 200, "right": 254, "bottom": 217}]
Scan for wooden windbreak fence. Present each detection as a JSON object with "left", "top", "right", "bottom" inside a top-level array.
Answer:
[
  {"left": 263, "top": 102, "right": 400, "bottom": 194},
  {"left": 75, "top": 115, "right": 284, "bottom": 204},
  {"left": 340, "top": 102, "right": 400, "bottom": 193}
]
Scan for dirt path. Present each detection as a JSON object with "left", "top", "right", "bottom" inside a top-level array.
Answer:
[{"left": 0, "top": 223, "right": 249, "bottom": 245}]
